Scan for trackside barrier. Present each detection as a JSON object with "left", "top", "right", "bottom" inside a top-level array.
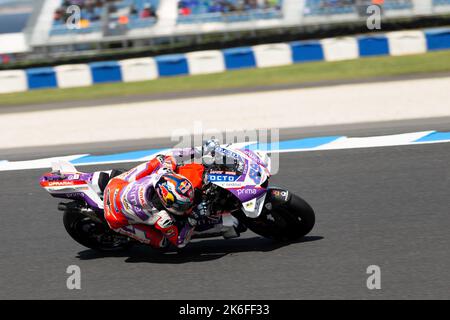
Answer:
[
  {"left": 290, "top": 41, "right": 324, "bottom": 63},
  {"left": 89, "top": 61, "right": 122, "bottom": 84},
  {"left": 186, "top": 50, "right": 226, "bottom": 75},
  {"left": 26, "top": 67, "right": 57, "bottom": 90},
  {"left": 253, "top": 43, "right": 293, "bottom": 67},
  {"left": 1, "top": 28, "right": 449, "bottom": 94},
  {"left": 321, "top": 37, "right": 359, "bottom": 62},
  {"left": 425, "top": 29, "right": 450, "bottom": 51},
  {"left": 357, "top": 35, "right": 390, "bottom": 57},
  {"left": 0, "top": 70, "right": 27, "bottom": 94},
  {"left": 155, "top": 54, "right": 189, "bottom": 77},
  {"left": 387, "top": 30, "right": 427, "bottom": 56},
  {"left": 222, "top": 46, "right": 256, "bottom": 70},
  {"left": 119, "top": 58, "right": 158, "bottom": 82},
  {"left": 54, "top": 64, "right": 93, "bottom": 88}
]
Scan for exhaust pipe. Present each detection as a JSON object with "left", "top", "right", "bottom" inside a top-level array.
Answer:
[
  {"left": 57, "top": 203, "right": 68, "bottom": 211},
  {"left": 58, "top": 201, "right": 104, "bottom": 224},
  {"left": 57, "top": 202, "right": 81, "bottom": 212}
]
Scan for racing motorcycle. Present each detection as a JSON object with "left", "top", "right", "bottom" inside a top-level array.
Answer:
[{"left": 39, "top": 144, "right": 315, "bottom": 252}]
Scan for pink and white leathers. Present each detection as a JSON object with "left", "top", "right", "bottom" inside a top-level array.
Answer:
[{"left": 103, "top": 154, "right": 203, "bottom": 249}]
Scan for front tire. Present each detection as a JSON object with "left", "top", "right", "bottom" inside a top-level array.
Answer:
[
  {"left": 242, "top": 193, "right": 315, "bottom": 241},
  {"left": 63, "top": 210, "right": 133, "bottom": 252}
]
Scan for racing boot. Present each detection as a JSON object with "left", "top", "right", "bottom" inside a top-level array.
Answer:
[
  {"left": 222, "top": 214, "right": 240, "bottom": 239},
  {"left": 176, "top": 218, "right": 197, "bottom": 248},
  {"left": 117, "top": 224, "right": 168, "bottom": 248}
]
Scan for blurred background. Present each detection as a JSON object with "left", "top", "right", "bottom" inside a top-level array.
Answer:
[{"left": 0, "top": 0, "right": 449, "bottom": 68}]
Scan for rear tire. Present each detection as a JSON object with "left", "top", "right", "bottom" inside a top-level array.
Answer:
[
  {"left": 242, "top": 193, "right": 315, "bottom": 241},
  {"left": 63, "top": 209, "right": 133, "bottom": 252}
]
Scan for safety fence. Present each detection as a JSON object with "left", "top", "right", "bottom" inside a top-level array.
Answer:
[{"left": 1, "top": 28, "right": 449, "bottom": 94}]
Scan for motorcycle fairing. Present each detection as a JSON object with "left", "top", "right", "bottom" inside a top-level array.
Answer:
[
  {"left": 205, "top": 146, "right": 271, "bottom": 218},
  {"left": 39, "top": 160, "right": 106, "bottom": 210},
  {"left": 240, "top": 192, "right": 267, "bottom": 218}
]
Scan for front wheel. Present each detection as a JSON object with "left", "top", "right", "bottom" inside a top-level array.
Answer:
[
  {"left": 241, "top": 193, "right": 315, "bottom": 241},
  {"left": 63, "top": 210, "right": 133, "bottom": 252}
]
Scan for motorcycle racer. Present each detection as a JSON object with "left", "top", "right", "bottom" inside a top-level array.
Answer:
[
  {"left": 40, "top": 139, "right": 316, "bottom": 253},
  {"left": 103, "top": 153, "right": 206, "bottom": 249}
]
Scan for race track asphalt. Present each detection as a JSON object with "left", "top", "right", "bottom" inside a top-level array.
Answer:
[{"left": 1, "top": 124, "right": 449, "bottom": 299}]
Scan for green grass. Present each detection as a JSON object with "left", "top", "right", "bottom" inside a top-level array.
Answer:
[{"left": 1, "top": 50, "right": 450, "bottom": 106}]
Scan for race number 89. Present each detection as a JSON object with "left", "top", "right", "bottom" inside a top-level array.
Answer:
[{"left": 248, "top": 163, "right": 262, "bottom": 185}]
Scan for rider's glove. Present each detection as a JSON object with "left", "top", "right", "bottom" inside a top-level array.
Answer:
[
  {"left": 187, "top": 217, "right": 198, "bottom": 227},
  {"left": 197, "top": 201, "right": 210, "bottom": 217},
  {"left": 191, "top": 201, "right": 210, "bottom": 221}
]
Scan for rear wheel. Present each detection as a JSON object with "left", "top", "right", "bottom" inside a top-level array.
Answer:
[
  {"left": 63, "top": 210, "right": 133, "bottom": 252},
  {"left": 242, "top": 193, "right": 315, "bottom": 241}
]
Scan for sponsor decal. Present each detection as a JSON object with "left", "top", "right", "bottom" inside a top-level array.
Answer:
[
  {"left": 248, "top": 162, "right": 262, "bottom": 185},
  {"left": 215, "top": 147, "right": 242, "bottom": 160},
  {"left": 242, "top": 160, "right": 249, "bottom": 175},
  {"left": 44, "top": 180, "right": 86, "bottom": 187},
  {"left": 138, "top": 187, "right": 147, "bottom": 207},
  {"left": 209, "top": 170, "right": 238, "bottom": 176},
  {"left": 219, "top": 182, "right": 243, "bottom": 188},
  {"left": 208, "top": 174, "right": 238, "bottom": 182},
  {"left": 64, "top": 174, "right": 80, "bottom": 180},
  {"left": 160, "top": 184, "right": 175, "bottom": 204},
  {"left": 47, "top": 187, "right": 89, "bottom": 193},
  {"left": 127, "top": 185, "right": 139, "bottom": 206},
  {"left": 209, "top": 170, "right": 225, "bottom": 174},
  {"left": 271, "top": 189, "right": 289, "bottom": 201},
  {"left": 237, "top": 188, "right": 258, "bottom": 196},
  {"left": 64, "top": 192, "right": 84, "bottom": 198},
  {"left": 245, "top": 202, "right": 254, "bottom": 209},
  {"left": 122, "top": 198, "right": 132, "bottom": 213},
  {"left": 242, "top": 149, "right": 260, "bottom": 163},
  {"left": 178, "top": 180, "right": 191, "bottom": 194}
]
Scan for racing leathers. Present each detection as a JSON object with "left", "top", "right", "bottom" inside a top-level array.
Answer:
[{"left": 103, "top": 154, "right": 205, "bottom": 249}]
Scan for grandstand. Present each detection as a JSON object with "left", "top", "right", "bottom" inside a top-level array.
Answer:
[
  {"left": 0, "top": 0, "right": 449, "bottom": 66},
  {"left": 0, "top": 3, "right": 32, "bottom": 34},
  {"left": 0, "top": 0, "right": 33, "bottom": 63},
  {"left": 49, "top": 0, "right": 160, "bottom": 36},
  {"left": 176, "top": 0, "right": 283, "bottom": 24},
  {"left": 303, "top": 0, "right": 414, "bottom": 16}
]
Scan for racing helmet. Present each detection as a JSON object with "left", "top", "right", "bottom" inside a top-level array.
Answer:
[{"left": 155, "top": 172, "right": 195, "bottom": 215}]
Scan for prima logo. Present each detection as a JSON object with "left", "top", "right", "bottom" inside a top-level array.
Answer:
[
  {"left": 237, "top": 188, "right": 257, "bottom": 196},
  {"left": 367, "top": 5, "right": 382, "bottom": 30}
]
